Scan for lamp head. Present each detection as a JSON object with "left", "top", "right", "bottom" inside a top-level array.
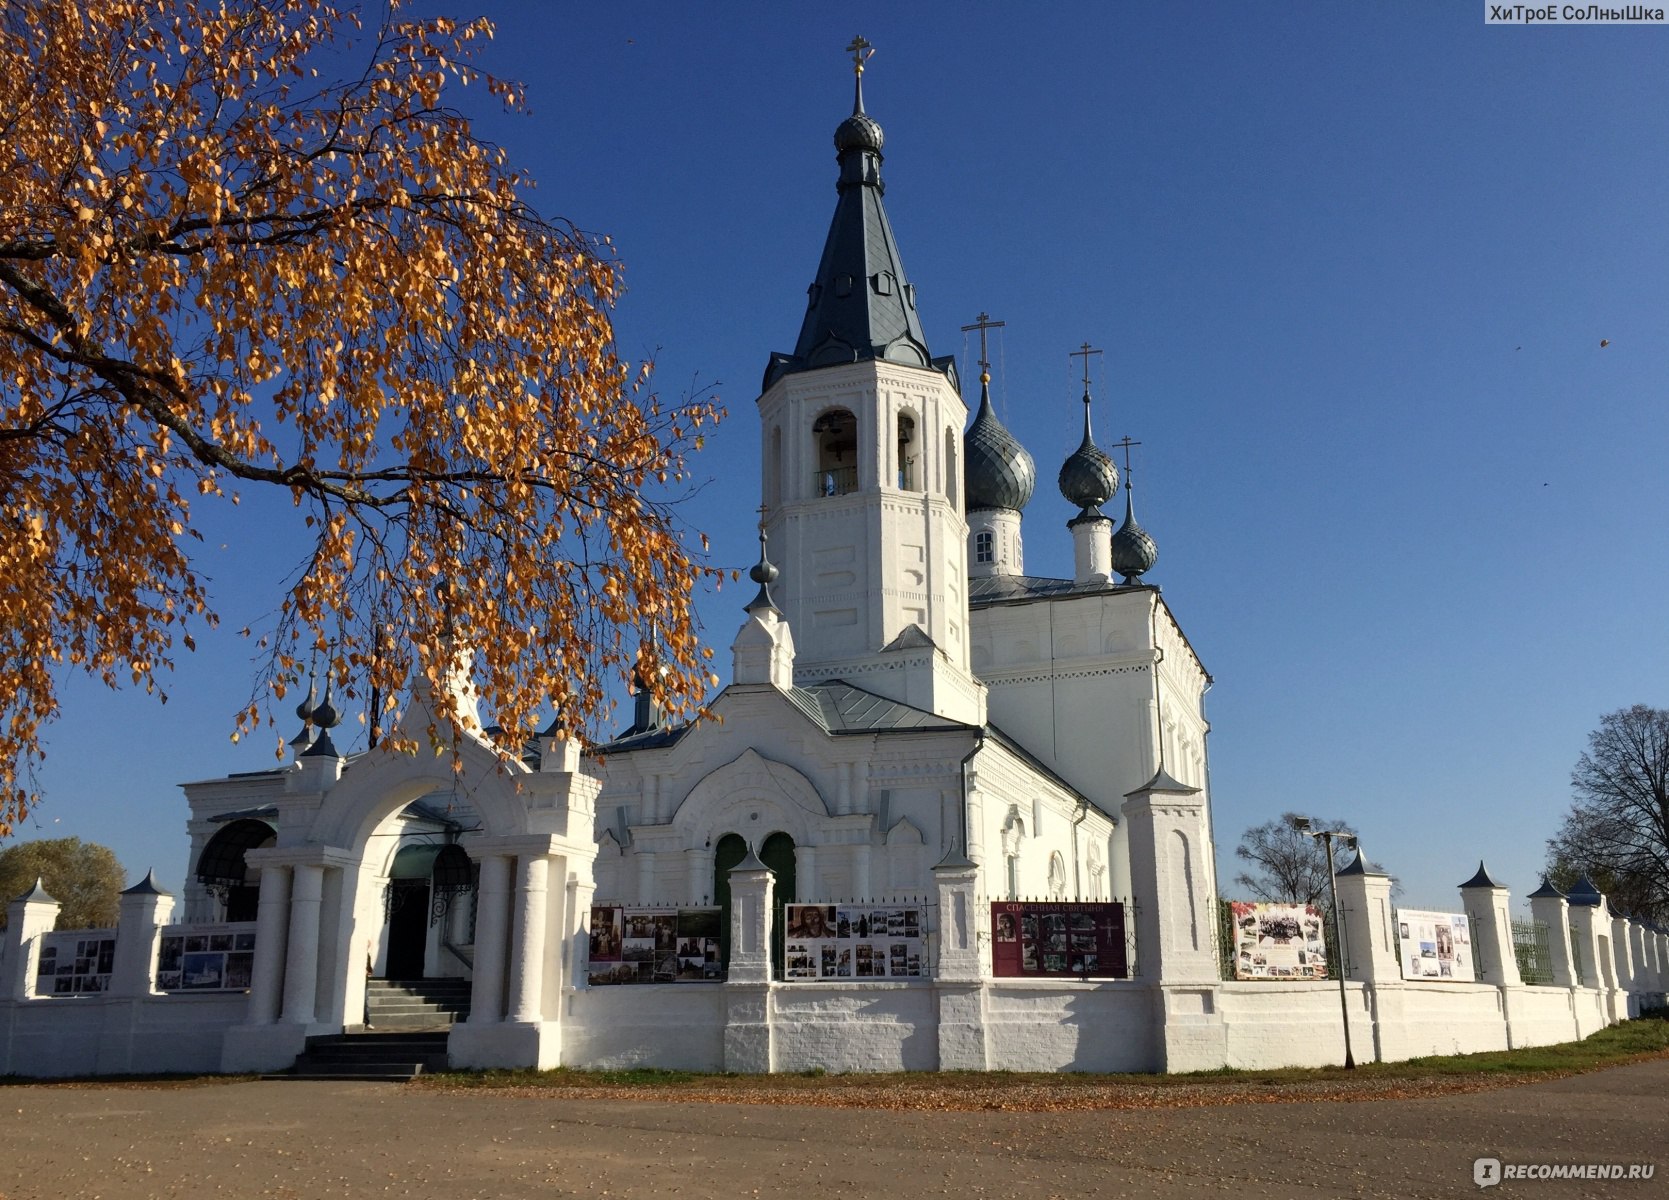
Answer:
[{"left": 1291, "top": 816, "right": 1313, "bottom": 832}]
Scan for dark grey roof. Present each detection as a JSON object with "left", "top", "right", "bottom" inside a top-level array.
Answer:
[
  {"left": 968, "top": 573, "right": 1144, "bottom": 605},
  {"left": 1058, "top": 395, "right": 1117, "bottom": 516},
  {"left": 964, "top": 376, "right": 1036, "bottom": 512},
  {"left": 1565, "top": 875, "right": 1605, "bottom": 906},
  {"left": 1338, "top": 849, "right": 1389, "bottom": 877},
  {"left": 1124, "top": 766, "right": 1199, "bottom": 798},
  {"left": 1527, "top": 876, "right": 1566, "bottom": 900},
  {"left": 121, "top": 869, "right": 172, "bottom": 897},
  {"left": 732, "top": 842, "right": 768, "bottom": 873},
  {"left": 764, "top": 70, "right": 942, "bottom": 389},
  {"left": 1109, "top": 485, "right": 1158, "bottom": 583},
  {"left": 12, "top": 877, "right": 55, "bottom": 905},
  {"left": 785, "top": 680, "right": 972, "bottom": 734},
  {"left": 1458, "top": 860, "right": 1504, "bottom": 890},
  {"left": 933, "top": 842, "right": 978, "bottom": 871}
]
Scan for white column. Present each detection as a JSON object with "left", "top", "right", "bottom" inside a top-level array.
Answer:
[
  {"left": 247, "top": 864, "right": 291, "bottom": 1025},
  {"left": 797, "top": 844, "right": 819, "bottom": 899},
  {"left": 468, "top": 853, "right": 511, "bottom": 1025},
  {"left": 565, "top": 871, "right": 595, "bottom": 987},
  {"left": 280, "top": 863, "right": 324, "bottom": 1026},
  {"left": 508, "top": 854, "right": 550, "bottom": 1025}
]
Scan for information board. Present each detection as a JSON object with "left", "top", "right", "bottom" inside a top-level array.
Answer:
[
  {"left": 782, "top": 903, "right": 926, "bottom": 980},
  {"left": 1397, "top": 909, "right": 1475, "bottom": 982},
  {"left": 1227, "top": 901, "right": 1328, "bottom": 980},
  {"left": 990, "top": 901, "right": 1128, "bottom": 979},
  {"left": 587, "top": 905, "right": 724, "bottom": 984}
]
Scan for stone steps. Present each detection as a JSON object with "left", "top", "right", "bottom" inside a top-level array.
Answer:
[
  {"left": 265, "top": 1032, "right": 451, "bottom": 1083},
  {"left": 365, "top": 978, "right": 470, "bottom": 1030}
]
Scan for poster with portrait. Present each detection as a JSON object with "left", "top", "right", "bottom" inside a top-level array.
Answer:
[
  {"left": 587, "top": 906, "right": 723, "bottom": 984},
  {"left": 989, "top": 901, "right": 1128, "bottom": 979},
  {"left": 781, "top": 903, "right": 925, "bottom": 981},
  {"left": 1228, "top": 901, "right": 1328, "bottom": 980},
  {"left": 37, "top": 932, "right": 117, "bottom": 996},
  {"left": 1396, "top": 909, "right": 1474, "bottom": 982}
]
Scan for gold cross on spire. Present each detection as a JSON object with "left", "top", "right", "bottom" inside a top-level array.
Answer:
[
  {"left": 960, "top": 311, "right": 1006, "bottom": 375},
  {"left": 846, "top": 35, "right": 874, "bottom": 75},
  {"left": 1070, "top": 342, "right": 1103, "bottom": 395}
]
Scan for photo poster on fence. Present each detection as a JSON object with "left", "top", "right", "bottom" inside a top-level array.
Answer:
[
  {"left": 1228, "top": 901, "right": 1328, "bottom": 980},
  {"left": 587, "top": 905, "right": 724, "bottom": 984},
  {"left": 37, "top": 934, "right": 116, "bottom": 995},
  {"left": 154, "top": 930, "right": 256, "bottom": 992},
  {"left": 1396, "top": 909, "right": 1474, "bottom": 982},
  {"left": 989, "top": 901, "right": 1129, "bottom": 979},
  {"left": 782, "top": 904, "right": 926, "bottom": 980}
]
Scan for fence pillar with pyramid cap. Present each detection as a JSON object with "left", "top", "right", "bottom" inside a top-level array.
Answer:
[
  {"left": 723, "top": 843, "right": 775, "bottom": 1072},
  {"left": 1611, "top": 913, "right": 1638, "bottom": 1017},
  {"left": 109, "top": 871, "right": 175, "bottom": 998},
  {"left": 1458, "top": 861, "right": 1521, "bottom": 987},
  {"left": 1563, "top": 875, "right": 1620, "bottom": 1029},
  {"left": 1334, "top": 849, "right": 1399, "bottom": 983},
  {"left": 4, "top": 879, "right": 59, "bottom": 1001},
  {"left": 1528, "top": 878, "right": 1576, "bottom": 989},
  {"left": 933, "top": 843, "right": 988, "bottom": 1071},
  {"left": 1122, "top": 767, "right": 1222, "bottom": 1072}
]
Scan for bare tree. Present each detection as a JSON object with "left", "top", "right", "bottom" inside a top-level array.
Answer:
[
  {"left": 1545, "top": 705, "right": 1669, "bottom": 923},
  {"left": 1233, "top": 812, "right": 1360, "bottom": 905}
]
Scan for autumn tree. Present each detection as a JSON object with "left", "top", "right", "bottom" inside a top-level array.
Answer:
[
  {"left": 1545, "top": 705, "right": 1669, "bottom": 923},
  {"left": 0, "top": 836, "right": 126, "bottom": 930},
  {"left": 1233, "top": 812, "right": 1363, "bottom": 906},
  {"left": 0, "top": 1, "right": 722, "bottom": 833}
]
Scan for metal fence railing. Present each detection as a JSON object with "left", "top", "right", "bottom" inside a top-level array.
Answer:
[{"left": 1512, "top": 917, "right": 1554, "bottom": 985}]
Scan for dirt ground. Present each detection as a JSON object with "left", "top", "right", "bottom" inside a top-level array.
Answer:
[{"left": 2, "top": 1059, "right": 1666, "bottom": 1200}]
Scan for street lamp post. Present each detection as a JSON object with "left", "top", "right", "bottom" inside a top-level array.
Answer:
[{"left": 1294, "top": 816, "right": 1356, "bottom": 1070}]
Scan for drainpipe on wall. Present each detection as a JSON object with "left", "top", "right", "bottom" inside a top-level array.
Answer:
[
  {"left": 959, "top": 731, "right": 985, "bottom": 858},
  {"left": 1071, "top": 798, "right": 1088, "bottom": 898}
]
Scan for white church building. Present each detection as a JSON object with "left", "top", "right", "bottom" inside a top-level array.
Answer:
[{"left": 2, "top": 51, "right": 1663, "bottom": 1080}]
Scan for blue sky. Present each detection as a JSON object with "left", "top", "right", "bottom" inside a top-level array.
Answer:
[{"left": 15, "top": 2, "right": 1668, "bottom": 915}]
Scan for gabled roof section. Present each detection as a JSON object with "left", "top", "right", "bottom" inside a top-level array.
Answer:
[
  {"left": 764, "top": 64, "right": 942, "bottom": 389},
  {"left": 786, "top": 679, "right": 971, "bottom": 734}
]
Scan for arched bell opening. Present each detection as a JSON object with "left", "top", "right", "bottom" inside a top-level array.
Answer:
[
  {"left": 812, "top": 408, "right": 857, "bottom": 496},
  {"left": 195, "top": 818, "right": 276, "bottom": 922}
]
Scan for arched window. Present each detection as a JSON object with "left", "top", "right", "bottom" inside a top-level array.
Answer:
[
  {"left": 195, "top": 818, "right": 275, "bottom": 922},
  {"left": 896, "top": 413, "right": 918, "bottom": 490},
  {"left": 711, "top": 834, "right": 748, "bottom": 969},
  {"left": 760, "top": 832, "right": 797, "bottom": 979},
  {"left": 1047, "top": 853, "right": 1067, "bottom": 899},
  {"left": 769, "top": 425, "right": 784, "bottom": 506},
  {"left": 812, "top": 408, "right": 857, "bottom": 496},
  {"left": 975, "top": 530, "right": 994, "bottom": 564}
]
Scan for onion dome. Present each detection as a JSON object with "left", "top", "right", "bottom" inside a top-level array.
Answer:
[
  {"left": 1110, "top": 479, "right": 1158, "bottom": 584},
  {"left": 745, "top": 523, "right": 781, "bottom": 614},
  {"left": 301, "top": 677, "right": 344, "bottom": 759},
  {"left": 1058, "top": 392, "right": 1118, "bottom": 517},
  {"left": 835, "top": 109, "right": 884, "bottom": 154},
  {"left": 964, "top": 371, "right": 1036, "bottom": 512}
]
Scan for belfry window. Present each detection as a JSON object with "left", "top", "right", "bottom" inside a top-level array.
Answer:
[
  {"left": 975, "top": 531, "right": 994, "bottom": 564},
  {"left": 896, "top": 413, "right": 918, "bottom": 491},
  {"left": 812, "top": 408, "right": 857, "bottom": 496}
]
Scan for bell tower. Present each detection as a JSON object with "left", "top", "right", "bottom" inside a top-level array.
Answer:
[{"left": 755, "top": 40, "right": 983, "bottom": 724}]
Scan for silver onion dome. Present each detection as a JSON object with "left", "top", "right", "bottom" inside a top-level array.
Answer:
[
  {"left": 963, "top": 372, "right": 1036, "bottom": 512},
  {"left": 1058, "top": 393, "right": 1118, "bottom": 517},
  {"left": 1109, "top": 485, "right": 1158, "bottom": 584}
]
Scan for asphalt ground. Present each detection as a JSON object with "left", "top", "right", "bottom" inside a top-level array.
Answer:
[{"left": 2, "top": 1059, "right": 1665, "bottom": 1199}]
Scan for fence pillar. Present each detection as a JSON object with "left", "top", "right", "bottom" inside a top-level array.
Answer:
[
  {"left": 1528, "top": 879, "right": 1576, "bottom": 989},
  {"left": 1458, "top": 862, "right": 1521, "bottom": 987},
  {"left": 1611, "top": 913, "right": 1638, "bottom": 1016},
  {"left": 4, "top": 879, "right": 59, "bottom": 1000},
  {"left": 1335, "top": 852, "right": 1398, "bottom": 982},
  {"left": 723, "top": 843, "right": 774, "bottom": 1072},
  {"left": 109, "top": 871, "right": 175, "bottom": 998},
  {"left": 1122, "top": 769, "right": 1223, "bottom": 1072},
  {"left": 932, "top": 844, "right": 987, "bottom": 1071}
]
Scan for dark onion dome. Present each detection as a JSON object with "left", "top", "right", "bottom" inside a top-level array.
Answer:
[
  {"left": 963, "top": 371, "right": 1036, "bottom": 512},
  {"left": 1058, "top": 393, "right": 1118, "bottom": 517},
  {"left": 835, "top": 109, "right": 884, "bottom": 154},
  {"left": 745, "top": 524, "right": 781, "bottom": 614},
  {"left": 1110, "top": 482, "right": 1158, "bottom": 584}
]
